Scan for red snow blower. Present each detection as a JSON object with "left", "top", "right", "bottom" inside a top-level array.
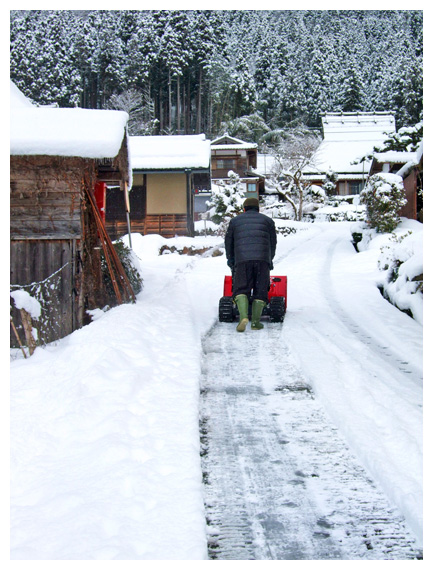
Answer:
[{"left": 218, "top": 275, "right": 287, "bottom": 323}]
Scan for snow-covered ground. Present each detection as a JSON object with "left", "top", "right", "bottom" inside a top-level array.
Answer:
[{"left": 10, "top": 218, "right": 423, "bottom": 560}]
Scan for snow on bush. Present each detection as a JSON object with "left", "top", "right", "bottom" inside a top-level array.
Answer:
[
  {"left": 10, "top": 289, "right": 41, "bottom": 319},
  {"left": 313, "top": 197, "right": 366, "bottom": 223},
  {"left": 261, "top": 195, "right": 296, "bottom": 220},
  {"left": 355, "top": 220, "right": 423, "bottom": 324},
  {"left": 323, "top": 168, "right": 338, "bottom": 196},
  {"left": 360, "top": 173, "right": 407, "bottom": 233},
  {"left": 206, "top": 171, "right": 245, "bottom": 233},
  {"left": 378, "top": 230, "right": 423, "bottom": 324}
]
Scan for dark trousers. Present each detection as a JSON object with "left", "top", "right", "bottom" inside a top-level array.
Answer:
[{"left": 232, "top": 261, "right": 270, "bottom": 303}]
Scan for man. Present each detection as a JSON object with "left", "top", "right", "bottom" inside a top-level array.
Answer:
[{"left": 225, "top": 197, "right": 277, "bottom": 332}]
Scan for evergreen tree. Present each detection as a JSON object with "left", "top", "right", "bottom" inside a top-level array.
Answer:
[
  {"left": 10, "top": 10, "right": 423, "bottom": 134},
  {"left": 360, "top": 173, "right": 407, "bottom": 233},
  {"left": 338, "top": 55, "right": 365, "bottom": 112},
  {"left": 11, "top": 11, "right": 81, "bottom": 107},
  {"left": 307, "top": 40, "right": 332, "bottom": 126}
]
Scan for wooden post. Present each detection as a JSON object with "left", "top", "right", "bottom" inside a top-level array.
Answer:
[
  {"left": 10, "top": 317, "right": 27, "bottom": 358},
  {"left": 20, "top": 308, "right": 37, "bottom": 356},
  {"left": 84, "top": 184, "right": 136, "bottom": 304},
  {"left": 124, "top": 181, "right": 132, "bottom": 249}
]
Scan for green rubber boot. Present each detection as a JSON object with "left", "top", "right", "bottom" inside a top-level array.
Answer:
[
  {"left": 251, "top": 299, "right": 266, "bottom": 330},
  {"left": 234, "top": 294, "right": 249, "bottom": 332}
]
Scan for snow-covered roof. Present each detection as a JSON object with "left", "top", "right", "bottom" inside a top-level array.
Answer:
[
  {"left": 303, "top": 172, "right": 367, "bottom": 181},
  {"left": 370, "top": 148, "right": 421, "bottom": 179},
  {"left": 129, "top": 135, "right": 211, "bottom": 170},
  {"left": 321, "top": 112, "right": 396, "bottom": 139},
  {"left": 372, "top": 151, "right": 418, "bottom": 164},
  {"left": 10, "top": 81, "right": 34, "bottom": 108},
  {"left": 211, "top": 133, "right": 257, "bottom": 150},
  {"left": 10, "top": 81, "right": 129, "bottom": 159},
  {"left": 306, "top": 112, "right": 396, "bottom": 177}
]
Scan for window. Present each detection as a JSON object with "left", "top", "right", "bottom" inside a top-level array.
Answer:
[
  {"left": 349, "top": 181, "right": 365, "bottom": 195},
  {"left": 216, "top": 158, "right": 236, "bottom": 170},
  {"left": 246, "top": 183, "right": 257, "bottom": 197}
]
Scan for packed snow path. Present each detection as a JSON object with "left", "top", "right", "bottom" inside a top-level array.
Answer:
[{"left": 200, "top": 224, "right": 422, "bottom": 560}]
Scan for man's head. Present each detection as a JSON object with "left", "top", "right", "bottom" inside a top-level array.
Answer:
[{"left": 243, "top": 197, "right": 259, "bottom": 211}]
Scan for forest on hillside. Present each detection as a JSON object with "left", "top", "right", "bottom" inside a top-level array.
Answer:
[{"left": 10, "top": 10, "right": 423, "bottom": 143}]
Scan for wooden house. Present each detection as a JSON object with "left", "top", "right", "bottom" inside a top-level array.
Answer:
[
  {"left": 210, "top": 134, "right": 264, "bottom": 200},
  {"left": 105, "top": 135, "right": 211, "bottom": 238},
  {"left": 303, "top": 112, "right": 396, "bottom": 196},
  {"left": 368, "top": 143, "right": 423, "bottom": 221},
  {"left": 10, "top": 81, "right": 133, "bottom": 347}
]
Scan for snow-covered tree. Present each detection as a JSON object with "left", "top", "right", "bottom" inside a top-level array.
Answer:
[
  {"left": 375, "top": 121, "right": 423, "bottom": 153},
  {"left": 306, "top": 39, "right": 332, "bottom": 126},
  {"left": 323, "top": 169, "right": 339, "bottom": 197},
  {"left": 10, "top": 10, "right": 423, "bottom": 133},
  {"left": 206, "top": 171, "right": 245, "bottom": 232},
  {"left": 219, "top": 112, "right": 270, "bottom": 144},
  {"left": 10, "top": 11, "right": 81, "bottom": 107},
  {"left": 338, "top": 55, "right": 365, "bottom": 113},
  {"left": 268, "top": 127, "right": 322, "bottom": 220},
  {"left": 104, "top": 88, "right": 157, "bottom": 135},
  {"left": 360, "top": 173, "right": 407, "bottom": 233}
]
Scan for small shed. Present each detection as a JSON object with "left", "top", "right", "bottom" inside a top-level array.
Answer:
[
  {"left": 105, "top": 135, "right": 211, "bottom": 238},
  {"left": 10, "top": 81, "right": 133, "bottom": 347}
]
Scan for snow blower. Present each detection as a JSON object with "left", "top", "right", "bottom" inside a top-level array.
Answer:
[{"left": 218, "top": 275, "right": 287, "bottom": 323}]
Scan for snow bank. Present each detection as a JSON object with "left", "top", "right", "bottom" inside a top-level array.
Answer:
[
  {"left": 357, "top": 219, "right": 423, "bottom": 324},
  {"left": 10, "top": 233, "right": 225, "bottom": 560},
  {"left": 313, "top": 199, "right": 366, "bottom": 223}
]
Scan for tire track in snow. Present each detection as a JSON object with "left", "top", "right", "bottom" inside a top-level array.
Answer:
[
  {"left": 200, "top": 321, "right": 422, "bottom": 560},
  {"left": 322, "top": 238, "right": 422, "bottom": 386}
]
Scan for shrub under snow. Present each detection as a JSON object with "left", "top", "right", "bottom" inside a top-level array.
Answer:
[
  {"left": 378, "top": 230, "right": 423, "bottom": 324},
  {"left": 360, "top": 173, "right": 407, "bottom": 233},
  {"left": 355, "top": 220, "right": 423, "bottom": 324}
]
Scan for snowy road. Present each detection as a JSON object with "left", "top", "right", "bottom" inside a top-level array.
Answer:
[
  {"left": 10, "top": 222, "right": 422, "bottom": 560},
  {"left": 200, "top": 223, "right": 422, "bottom": 560}
]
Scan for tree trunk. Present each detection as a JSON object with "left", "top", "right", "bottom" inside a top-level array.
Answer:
[
  {"left": 159, "top": 86, "right": 164, "bottom": 133},
  {"left": 177, "top": 75, "right": 181, "bottom": 133},
  {"left": 186, "top": 77, "right": 191, "bottom": 133},
  {"left": 168, "top": 69, "right": 172, "bottom": 132},
  {"left": 196, "top": 67, "right": 202, "bottom": 134},
  {"left": 183, "top": 82, "right": 187, "bottom": 134},
  {"left": 298, "top": 190, "right": 303, "bottom": 221},
  {"left": 281, "top": 192, "right": 298, "bottom": 220}
]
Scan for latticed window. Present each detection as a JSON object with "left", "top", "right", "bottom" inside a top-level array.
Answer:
[
  {"left": 216, "top": 158, "right": 236, "bottom": 170},
  {"left": 349, "top": 181, "right": 365, "bottom": 195}
]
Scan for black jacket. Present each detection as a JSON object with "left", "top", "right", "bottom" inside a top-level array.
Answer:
[{"left": 225, "top": 209, "right": 277, "bottom": 266}]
